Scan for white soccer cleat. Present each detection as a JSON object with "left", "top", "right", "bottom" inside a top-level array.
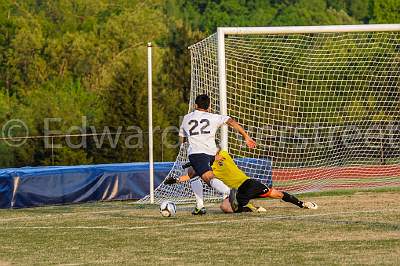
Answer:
[{"left": 303, "top": 202, "right": 318, "bottom": 210}]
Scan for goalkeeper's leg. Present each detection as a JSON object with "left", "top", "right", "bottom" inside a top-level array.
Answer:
[
  {"left": 259, "top": 188, "right": 318, "bottom": 209},
  {"left": 226, "top": 179, "right": 318, "bottom": 211}
]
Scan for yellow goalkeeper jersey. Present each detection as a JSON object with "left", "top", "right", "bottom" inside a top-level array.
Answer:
[{"left": 211, "top": 150, "right": 249, "bottom": 189}]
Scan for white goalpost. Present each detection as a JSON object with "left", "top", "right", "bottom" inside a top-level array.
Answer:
[{"left": 140, "top": 24, "right": 400, "bottom": 204}]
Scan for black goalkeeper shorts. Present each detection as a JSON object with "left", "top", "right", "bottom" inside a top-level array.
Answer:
[{"left": 236, "top": 179, "right": 270, "bottom": 209}]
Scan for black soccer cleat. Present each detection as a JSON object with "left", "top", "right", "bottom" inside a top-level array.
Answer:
[
  {"left": 192, "top": 207, "right": 207, "bottom": 215},
  {"left": 164, "top": 176, "right": 178, "bottom": 185}
]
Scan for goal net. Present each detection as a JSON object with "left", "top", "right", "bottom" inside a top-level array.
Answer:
[{"left": 140, "top": 25, "right": 400, "bottom": 204}]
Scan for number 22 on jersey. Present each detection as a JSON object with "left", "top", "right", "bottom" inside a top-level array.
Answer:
[{"left": 188, "top": 119, "right": 210, "bottom": 136}]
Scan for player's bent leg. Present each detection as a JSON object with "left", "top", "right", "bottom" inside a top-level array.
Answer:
[
  {"left": 188, "top": 153, "right": 214, "bottom": 185},
  {"left": 200, "top": 170, "right": 214, "bottom": 185},
  {"left": 202, "top": 171, "right": 230, "bottom": 198}
]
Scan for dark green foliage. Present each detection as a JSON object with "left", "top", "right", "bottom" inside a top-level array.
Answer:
[
  {"left": 270, "top": 0, "right": 355, "bottom": 25},
  {"left": 169, "top": 0, "right": 278, "bottom": 33},
  {"left": 371, "top": 0, "right": 400, "bottom": 23}
]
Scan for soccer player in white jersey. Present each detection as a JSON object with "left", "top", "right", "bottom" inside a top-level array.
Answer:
[{"left": 179, "top": 94, "right": 256, "bottom": 215}]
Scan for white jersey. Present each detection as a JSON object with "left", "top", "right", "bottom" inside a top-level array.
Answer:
[{"left": 179, "top": 110, "right": 230, "bottom": 155}]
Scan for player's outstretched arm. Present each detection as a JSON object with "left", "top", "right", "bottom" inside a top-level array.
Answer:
[{"left": 226, "top": 118, "right": 256, "bottom": 148}]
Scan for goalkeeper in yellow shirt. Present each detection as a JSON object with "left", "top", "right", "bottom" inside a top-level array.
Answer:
[{"left": 166, "top": 150, "right": 318, "bottom": 213}]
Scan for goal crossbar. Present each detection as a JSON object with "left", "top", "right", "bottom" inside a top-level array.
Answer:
[{"left": 218, "top": 24, "right": 400, "bottom": 35}]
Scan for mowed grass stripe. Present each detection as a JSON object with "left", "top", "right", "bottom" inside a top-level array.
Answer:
[{"left": 1, "top": 208, "right": 398, "bottom": 231}]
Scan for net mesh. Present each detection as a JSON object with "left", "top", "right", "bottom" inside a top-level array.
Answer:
[{"left": 139, "top": 29, "right": 400, "bottom": 204}]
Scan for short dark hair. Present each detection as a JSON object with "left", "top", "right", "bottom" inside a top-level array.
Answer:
[{"left": 195, "top": 94, "right": 210, "bottom": 109}]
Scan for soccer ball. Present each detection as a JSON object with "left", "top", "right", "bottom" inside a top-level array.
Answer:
[{"left": 160, "top": 201, "right": 176, "bottom": 217}]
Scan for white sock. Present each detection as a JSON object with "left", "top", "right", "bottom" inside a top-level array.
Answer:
[
  {"left": 190, "top": 178, "right": 204, "bottom": 209},
  {"left": 209, "top": 178, "right": 230, "bottom": 198}
]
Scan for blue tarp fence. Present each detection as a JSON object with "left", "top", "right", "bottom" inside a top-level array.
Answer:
[
  {"left": 0, "top": 163, "right": 172, "bottom": 208},
  {"left": 0, "top": 158, "right": 272, "bottom": 208}
]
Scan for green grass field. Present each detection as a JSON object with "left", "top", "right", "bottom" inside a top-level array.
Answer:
[{"left": 0, "top": 188, "right": 399, "bottom": 265}]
